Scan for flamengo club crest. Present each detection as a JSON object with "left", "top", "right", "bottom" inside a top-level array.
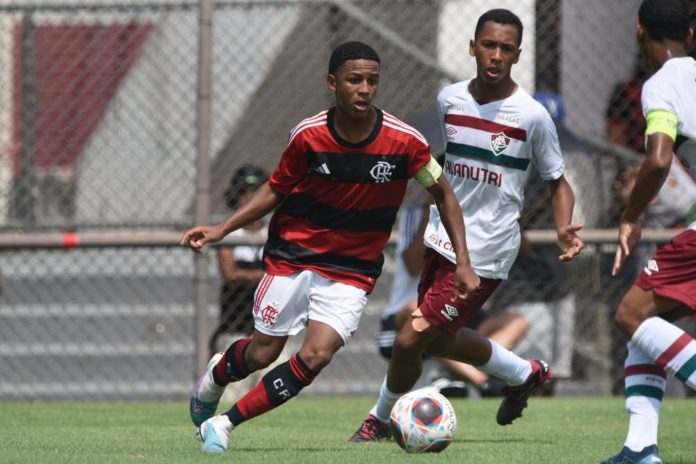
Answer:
[
  {"left": 260, "top": 304, "right": 279, "bottom": 325},
  {"left": 370, "top": 161, "right": 395, "bottom": 183},
  {"left": 490, "top": 131, "right": 512, "bottom": 156}
]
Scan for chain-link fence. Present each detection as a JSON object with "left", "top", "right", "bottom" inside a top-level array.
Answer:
[{"left": 0, "top": 0, "right": 694, "bottom": 401}]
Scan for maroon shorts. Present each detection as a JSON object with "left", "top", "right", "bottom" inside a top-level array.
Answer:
[
  {"left": 417, "top": 248, "right": 501, "bottom": 335},
  {"left": 635, "top": 229, "right": 696, "bottom": 310}
]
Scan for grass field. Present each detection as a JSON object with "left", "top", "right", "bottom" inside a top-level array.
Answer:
[{"left": 2, "top": 397, "right": 696, "bottom": 464}]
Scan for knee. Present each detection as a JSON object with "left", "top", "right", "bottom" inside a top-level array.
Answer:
[
  {"left": 614, "top": 300, "right": 643, "bottom": 337},
  {"left": 246, "top": 346, "right": 280, "bottom": 371},
  {"left": 297, "top": 347, "right": 334, "bottom": 372},
  {"left": 393, "top": 329, "right": 424, "bottom": 358},
  {"left": 513, "top": 316, "right": 530, "bottom": 335}
]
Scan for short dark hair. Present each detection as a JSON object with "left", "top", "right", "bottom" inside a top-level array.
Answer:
[
  {"left": 328, "top": 41, "right": 380, "bottom": 74},
  {"left": 639, "top": 0, "right": 691, "bottom": 42},
  {"left": 474, "top": 9, "right": 524, "bottom": 46}
]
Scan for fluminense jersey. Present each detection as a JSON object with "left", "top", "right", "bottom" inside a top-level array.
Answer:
[
  {"left": 265, "top": 107, "right": 431, "bottom": 293},
  {"left": 641, "top": 56, "right": 696, "bottom": 230},
  {"left": 424, "top": 80, "right": 564, "bottom": 279},
  {"left": 382, "top": 202, "right": 426, "bottom": 319}
]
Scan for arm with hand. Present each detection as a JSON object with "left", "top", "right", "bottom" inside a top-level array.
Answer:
[
  {"left": 181, "top": 182, "right": 282, "bottom": 252},
  {"left": 613, "top": 132, "right": 673, "bottom": 275},
  {"left": 547, "top": 175, "right": 584, "bottom": 261}
]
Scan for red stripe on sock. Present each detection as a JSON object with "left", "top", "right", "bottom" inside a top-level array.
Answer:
[
  {"left": 234, "top": 338, "right": 251, "bottom": 375},
  {"left": 656, "top": 333, "right": 692, "bottom": 368},
  {"left": 214, "top": 352, "right": 229, "bottom": 385},
  {"left": 235, "top": 382, "right": 273, "bottom": 420},
  {"left": 624, "top": 364, "right": 666, "bottom": 378},
  {"left": 289, "top": 355, "right": 315, "bottom": 385}
]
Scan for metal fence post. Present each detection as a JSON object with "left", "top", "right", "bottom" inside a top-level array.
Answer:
[
  {"left": 15, "top": 13, "right": 36, "bottom": 226},
  {"left": 193, "top": 0, "right": 214, "bottom": 377}
]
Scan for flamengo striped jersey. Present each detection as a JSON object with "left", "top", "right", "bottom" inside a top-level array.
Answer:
[
  {"left": 265, "top": 107, "right": 431, "bottom": 293},
  {"left": 424, "top": 80, "right": 564, "bottom": 279}
]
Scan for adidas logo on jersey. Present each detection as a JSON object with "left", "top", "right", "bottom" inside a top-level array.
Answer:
[
  {"left": 643, "top": 259, "right": 659, "bottom": 276},
  {"left": 314, "top": 163, "right": 331, "bottom": 175},
  {"left": 440, "top": 304, "right": 459, "bottom": 321}
]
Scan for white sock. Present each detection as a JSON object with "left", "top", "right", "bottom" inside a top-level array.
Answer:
[
  {"left": 370, "top": 377, "right": 402, "bottom": 423},
  {"left": 623, "top": 342, "right": 665, "bottom": 452},
  {"left": 632, "top": 317, "right": 696, "bottom": 390},
  {"left": 479, "top": 339, "right": 532, "bottom": 385}
]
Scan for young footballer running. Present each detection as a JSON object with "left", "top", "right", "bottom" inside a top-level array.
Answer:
[
  {"left": 350, "top": 8, "right": 584, "bottom": 442},
  {"left": 181, "top": 40, "right": 479, "bottom": 454}
]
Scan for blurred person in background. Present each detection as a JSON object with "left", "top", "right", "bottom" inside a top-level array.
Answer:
[
  {"left": 604, "top": 1, "right": 696, "bottom": 463},
  {"left": 210, "top": 165, "right": 269, "bottom": 358},
  {"left": 182, "top": 40, "right": 477, "bottom": 454},
  {"left": 606, "top": 54, "right": 650, "bottom": 154}
]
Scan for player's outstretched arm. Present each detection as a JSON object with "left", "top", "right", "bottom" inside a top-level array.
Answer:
[
  {"left": 547, "top": 175, "right": 584, "bottom": 261},
  {"left": 612, "top": 131, "right": 673, "bottom": 275},
  {"left": 426, "top": 175, "right": 480, "bottom": 301},
  {"left": 181, "top": 183, "right": 282, "bottom": 253}
]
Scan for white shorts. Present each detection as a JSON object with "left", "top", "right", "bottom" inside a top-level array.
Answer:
[{"left": 252, "top": 270, "right": 368, "bottom": 343}]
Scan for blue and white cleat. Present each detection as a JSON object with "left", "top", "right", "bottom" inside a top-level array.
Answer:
[
  {"left": 189, "top": 352, "right": 224, "bottom": 426},
  {"left": 197, "top": 415, "right": 233, "bottom": 453},
  {"left": 601, "top": 445, "right": 663, "bottom": 464}
]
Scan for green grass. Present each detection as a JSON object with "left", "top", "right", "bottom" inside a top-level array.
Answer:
[{"left": 1, "top": 397, "right": 696, "bottom": 464}]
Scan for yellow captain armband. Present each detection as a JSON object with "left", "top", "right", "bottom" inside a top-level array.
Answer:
[
  {"left": 645, "top": 109, "right": 678, "bottom": 141},
  {"left": 415, "top": 156, "right": 443, "bottom": 188}
]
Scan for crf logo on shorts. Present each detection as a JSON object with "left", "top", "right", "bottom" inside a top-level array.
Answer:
[{"left": 260, "top": 304, "right": 279, "bottom": 325}]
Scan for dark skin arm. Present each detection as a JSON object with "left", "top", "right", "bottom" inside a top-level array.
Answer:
[
  {"left": 547, "top": 175, "right": 584, "bottom": 261},
  {"left": 426, "top": 175, "right": 480, "bottom": 301},
  {"left": 181, "top": 182, "right": 282, "bottom": 252},
  {"left": 613, "top": 132, "right": 673, "bottom": 275}
]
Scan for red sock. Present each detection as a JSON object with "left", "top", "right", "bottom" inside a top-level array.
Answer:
[{"left": 225, "top": 353, "right": 316, "bottom": 426}]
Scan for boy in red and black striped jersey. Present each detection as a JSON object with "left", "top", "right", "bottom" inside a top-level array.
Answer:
[{"left": 181, "top": 41, "right": 479, "bottom": 454}]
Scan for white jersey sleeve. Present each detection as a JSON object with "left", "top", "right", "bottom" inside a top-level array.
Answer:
[
  {"left": 530, "top": 109, "right": 564, "bottom": 180},
  {"left": 642, "top": 72, "right": 679, "bottom": 116}
]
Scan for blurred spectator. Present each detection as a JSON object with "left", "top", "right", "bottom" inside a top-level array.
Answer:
[
  {"left": 210, "top": 165, "right": 269, "bottom": 357},
  {"left": 606, "top": 56, "right": 650, "bottom": 153}
]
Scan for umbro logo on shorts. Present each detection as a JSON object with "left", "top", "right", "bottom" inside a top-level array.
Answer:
[
  {"left": 440, "top": 304, "right": 459, "bottom": 322},
  {"left": 643, "top": 259, "right": 659, "bottom": 276}
]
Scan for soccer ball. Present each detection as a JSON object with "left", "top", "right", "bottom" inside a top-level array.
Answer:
[{"left": 389, "top": 387, "right": 457, "bottom": 453}]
